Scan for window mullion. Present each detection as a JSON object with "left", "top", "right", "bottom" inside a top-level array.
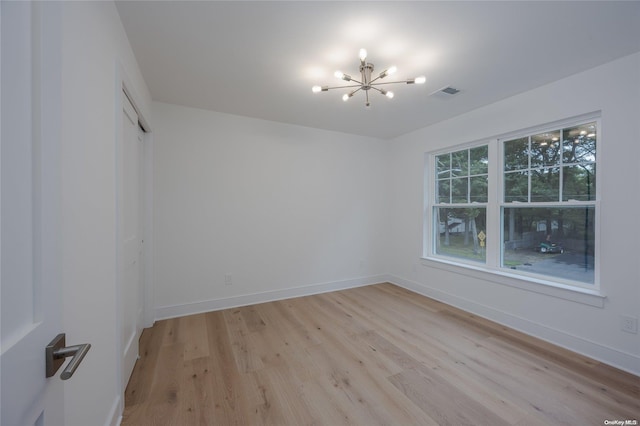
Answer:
[
  {"left": 527, "top": 135, "right": 532, "bottom": 203},
  {"left": 467, "top": 149, "right": 471, "bottom": 203},
  {"left": 559, "top": 127, "right": 564, "bottom": 202},
  {"left": 448, "top": 152, "right": 452, "bottom": 203},
  {"left": 486, "top": 139, "right": 500, "bottom": 268}
]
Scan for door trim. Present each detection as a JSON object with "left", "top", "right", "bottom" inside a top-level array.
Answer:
[{"left": 113, "top": 62, "right": 153, "bottom": 422}]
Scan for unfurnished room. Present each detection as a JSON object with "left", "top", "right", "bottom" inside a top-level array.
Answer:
[{"left": 1, "top": 1, "right": 639, "bottom": 425}]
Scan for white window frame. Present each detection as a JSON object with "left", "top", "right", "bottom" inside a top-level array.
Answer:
[
  {"left": 428, "top": 142, "right": 491, "bottom": 265},
  {"left": 423, "top": 113, "right": 604, "bottom": 307}
]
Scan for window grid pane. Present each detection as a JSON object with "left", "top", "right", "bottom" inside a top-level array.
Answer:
[
  {"left": 451, "top": 150, "right": 468, "bottom": 177},
  {"left": 436, "top": 153, "right": 451, "bottom": 178},
  {"left": 504, "top": 122, "right": 597, "bottom": 204},
  {"left": 504, "top": 137, "right": 529, "bottom": 171},
  {"left": 435, "top": 146, "right": 488, "bottom": 205},
  {"left": 451, "top": 177, "right": 469, "bottom": 203},
  {"left": 470, "top": 145, "right": 489, "bottom": 175},
  {"left": 435, "top": 206, "right": 487, "bottom": 263},
  {"left": 437, "top": 179, "right": 450, "bottom": 204},
  {"left": 530, "top": 167, "right": 560, "bottom": 202},
  {"left": 504, "top": 171, "right": 528, "bottom": 203},
  {"left": 530, "top": 131, "right": 561, "bottom": 168},
  {"left": 502, "top": 206, "right": 595, "bottom": 285},
  {"left": 562, "top": 164, "right": 596, "bottom": 201},
  {"left": 470, "top": 175, "right": 488, "bottom": 203}
]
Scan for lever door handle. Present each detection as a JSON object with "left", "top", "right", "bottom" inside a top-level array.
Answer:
[{"left": 46, "top": 333, "right": 91, "bottom": 380}]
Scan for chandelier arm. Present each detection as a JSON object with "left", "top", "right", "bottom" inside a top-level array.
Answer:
[
  {"left": 365, "top": 90, "right": 370, "bottom": 105},
  {"left": 369, "top": 75, "right": 384, "bottom": 85},
  {"left": 370, "top": 80, "right": 413, "bottom": 86},
  {"left": 348, "top": 87, "right": 363, "bottom": 98},
  {"left": 370, "top": 86, "right": 385, "bottom": 94},
  {"left": 324, "top": 83, "right": 363, "bottom": 90}
]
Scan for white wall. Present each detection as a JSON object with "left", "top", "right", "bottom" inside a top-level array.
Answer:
[
  {"left": 60, "top": 2, "right": 151, "bottom": 425},
  {"left": 387, "top": 53, "right": 640, "bottom": 375},
  {"left": 152, "top": 102, "right": 389, "bottom": 318}
]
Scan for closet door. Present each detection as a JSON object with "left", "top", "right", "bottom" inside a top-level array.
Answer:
[{"left": 120, "top": 92, "right": 143, "bottom": 390}]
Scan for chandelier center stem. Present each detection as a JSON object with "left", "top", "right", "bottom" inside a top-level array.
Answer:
[{"left": 360, "top": 63, "right": 374, "bottom": 90}]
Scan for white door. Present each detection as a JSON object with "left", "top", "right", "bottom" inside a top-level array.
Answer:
[
  {"left": 120, "top": 93, "right": 143, "bottom": 390},
  {"left": 1, "top": 2, "right": 70, "bottom": 425}
]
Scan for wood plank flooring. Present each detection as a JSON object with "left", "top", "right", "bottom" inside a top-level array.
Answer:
[{"left": 122, "top": 283, "right": 639, "bottom": 425}]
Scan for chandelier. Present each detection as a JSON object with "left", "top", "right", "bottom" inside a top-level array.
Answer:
[{"left": 312, "top": 49, "right": 426, "bottom": 107}]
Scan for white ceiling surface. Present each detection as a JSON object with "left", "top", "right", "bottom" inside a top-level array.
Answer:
[{"left": 116, "top": 1, "right": 640, "bottom": 139}]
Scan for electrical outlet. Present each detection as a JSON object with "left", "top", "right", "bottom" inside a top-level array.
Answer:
[
  {"left": 224, "top": 274, "right": 233, "bottom": 286},
  {"left": 620, "top": 315, "right": 638, "bottom": 334}
]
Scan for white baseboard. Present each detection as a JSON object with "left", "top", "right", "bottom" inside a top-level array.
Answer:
[
  {"left": 105, "top": 394, "right": 121, "bottom": 426},
  {"left": 154, "top": 275, "right": 388, "bottom": 321},
  {"left": 388, "top": 274, "right": 640, "bottom": 377}
]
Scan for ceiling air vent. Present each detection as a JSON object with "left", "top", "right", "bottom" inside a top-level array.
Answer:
[
  {"left": 441, "top": 86, "right": 460, "bottom": 95},
  {"left": 431, "top": 86, "right": 461, "bottom": 101}
]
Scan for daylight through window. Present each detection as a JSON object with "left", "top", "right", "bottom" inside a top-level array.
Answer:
[{"left": 427, "top": 118, "right": 598, "bottom": 289}]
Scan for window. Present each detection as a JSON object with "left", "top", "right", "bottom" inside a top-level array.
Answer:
[
  {"left": 433, "top": 145, "right": 488, "bottom": 263},
  {"left": 501, "top": 121, "right": 596, "bottom": 285},
  {"left": 426, "top": 117, "right": 599, "bottom": 290}
]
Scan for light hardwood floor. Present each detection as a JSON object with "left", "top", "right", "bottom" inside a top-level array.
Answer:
[{"left": 122, "top": 283, "right": 639, "bottom": 425}]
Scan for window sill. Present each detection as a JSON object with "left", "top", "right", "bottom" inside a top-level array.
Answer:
[{"left": 419, "top": 256, "right": 606, "bottom": 308}]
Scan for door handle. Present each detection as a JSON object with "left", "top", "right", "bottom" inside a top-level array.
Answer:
[{"left": 45, "top": 333, "right": 91, "bottom": 380}]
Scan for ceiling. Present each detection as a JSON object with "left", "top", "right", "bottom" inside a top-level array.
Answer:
[{"left": 115, "top": 1, "right": 640, "bottom": 139}]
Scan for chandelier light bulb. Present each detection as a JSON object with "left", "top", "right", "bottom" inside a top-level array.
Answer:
[
  {"left": 379, "top": 66, "right": 397, "bottom": 79},
  {"left": 415, "top": 76, "right": 426, "bottom": 84},
  {"left": 342, "top": 93, "right": 350, "bottom": 102},
  {"left": 359, "top": 48, "right": 368, "bottom": 61},
  {"left": 312, "top": 86, "right": 322, "bottom": 93},
  {"left": 334, "top": 71, "right": 351, "bottom": 81},
  {"left": 380, "top": 89, "right": 394, "bottom": 99}
]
